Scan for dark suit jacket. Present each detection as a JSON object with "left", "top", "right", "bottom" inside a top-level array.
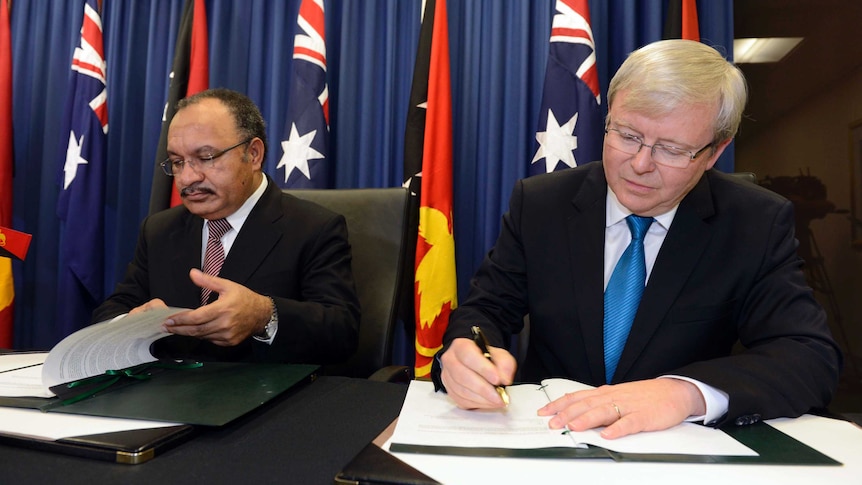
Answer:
[
  {"left": 92, "top": 177, "right": 360, "bottom": 365},
  {"left": 444, "top": 162, "right": 841, "bottom": 426}
]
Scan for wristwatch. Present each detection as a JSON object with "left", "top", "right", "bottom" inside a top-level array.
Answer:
[{"left": 256, "top": 296, "right": 278, "bottom": 340}]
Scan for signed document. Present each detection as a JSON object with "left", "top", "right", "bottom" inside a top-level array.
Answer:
[{"left": 390, "top": 380, "right": 757, "bottom": 457}]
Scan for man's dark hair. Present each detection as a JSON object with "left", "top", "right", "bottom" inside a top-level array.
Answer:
[{"left": 177, "top": 88, "right": 268, "bottom": 153}]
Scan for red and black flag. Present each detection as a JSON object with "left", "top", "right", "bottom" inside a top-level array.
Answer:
[
  {"left": 0, "top": 0, "right": 14, "bottom": 347},
  {"left": 664, "top": 0, "right": 700, "bottom": 41},
  {"left": 403, "top": 0, "right": 457, "bottom": 378},
  {"left": 149, "top": 0, "right": 209, "bottom": 214}
]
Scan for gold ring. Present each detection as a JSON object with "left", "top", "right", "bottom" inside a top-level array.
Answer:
[{"left": 611, "top": 402, "right": 622, "bottom": 420}]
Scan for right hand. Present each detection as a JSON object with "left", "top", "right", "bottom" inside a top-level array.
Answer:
[{"left": 439, "top": 337, "right": 517, "bottom": 409}]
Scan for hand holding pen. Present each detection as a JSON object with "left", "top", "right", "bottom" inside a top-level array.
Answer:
[{"left": 471, "top": 326, "right": 510, "bottom": 406}]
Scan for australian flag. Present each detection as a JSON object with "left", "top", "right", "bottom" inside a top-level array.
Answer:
[
  {"left": 278, "top": 0, "right": 329, "bottom": 188},
  {"left": 56, "top": 0, "right": 108, "bottom": 337},
  {"left": 530, "top": 0, "right": 602, "bottom": 176}
]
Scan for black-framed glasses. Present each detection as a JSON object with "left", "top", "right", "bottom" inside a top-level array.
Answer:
[
  {"left": 160, "top": 138, "right": 252, "bottom": 176},
  {"left": 604, "top": 128, "right": 713, "bottom": 168}
]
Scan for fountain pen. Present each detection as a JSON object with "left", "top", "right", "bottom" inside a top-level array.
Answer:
[{"left": 471, "top": 325, "right": 510, "bottom": 406}]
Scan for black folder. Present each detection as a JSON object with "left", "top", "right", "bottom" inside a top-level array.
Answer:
[
  {"left": 334, "top": 442, "right": 442, "bottom": 485},
  {"left": 0, "top": 424, "right": 195, "bottom": 464}
]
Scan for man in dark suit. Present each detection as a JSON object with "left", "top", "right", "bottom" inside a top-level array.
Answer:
[
  {"left": 433, "top": 40, "right": 841, "bottom": 439},
  {"left": 92, "top": 88, "right": 359, "bottom": 364}
]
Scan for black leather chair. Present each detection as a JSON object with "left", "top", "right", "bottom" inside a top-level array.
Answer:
[
  {"left": 284, "top": 187, "right": 412, "bottom": 382},
  {"left": 731, "top": 171, "right": 757, "bottom": 184}
]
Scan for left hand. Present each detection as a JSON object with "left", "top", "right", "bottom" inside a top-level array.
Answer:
[
  {"left": 537, "top": 378, "right": 706, "bottom": 439},
  {"left": 162, "top": 268, "right": 272, "bottom": 346}
]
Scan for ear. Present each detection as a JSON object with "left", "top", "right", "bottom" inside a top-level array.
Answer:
[
  {"left": 246, "top": 137, "right": 265, "bottom": 169},
  {"left": 704, "top": 138, "right": 733, "bottom": 170}
]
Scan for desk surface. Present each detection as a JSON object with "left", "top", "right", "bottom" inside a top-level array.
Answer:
[{"left": 0, "top": 376, "right": 408, "bottom": 484}]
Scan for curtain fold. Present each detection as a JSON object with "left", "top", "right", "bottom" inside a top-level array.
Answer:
[{"left": 8, "top": 0, "right": 732, "bottom": 350}]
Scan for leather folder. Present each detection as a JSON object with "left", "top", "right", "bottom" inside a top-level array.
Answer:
[
  {"left": 0, "top": 424, "right": 195, "bottom": 464},
  {"left": 334, "top": 442, "right": 441, "bottom": 485}
]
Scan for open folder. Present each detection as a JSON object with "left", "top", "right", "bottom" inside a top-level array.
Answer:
[
  {"left": 387, "top": 380, "right": 841, "bottom": 466},
  {"left": 0, "top": 361, "right": 318, "bottom": 463},
  {"left": 0, "top": 415, "right": 195, "bottom": 465}
]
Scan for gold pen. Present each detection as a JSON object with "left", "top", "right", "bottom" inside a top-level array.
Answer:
[{"left": 471, "top": 325, "right": 510, "bottom": 406}]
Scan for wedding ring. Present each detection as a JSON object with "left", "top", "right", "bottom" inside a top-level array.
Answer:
[{"left": 611, "top": 402, "right": 622, "bottom": 420}]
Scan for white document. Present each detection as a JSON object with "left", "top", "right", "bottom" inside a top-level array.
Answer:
[
  {"left": 0, "top": 353, "right": 53, "bottom": 397},
  {"left": 0, "top": 406, "right": 181, "bottom": 441},
  {"left": 387, "top": 415, "right": 861, "bottom": 485},
  {"left": 0, "top": 307, "right": 190, "bottom": 398},
  {"left": 41, "top": 307, "right": 189, "bottom": 390},
  {"left": 391, "top": 379, "right": 757, "bottom": 456}
]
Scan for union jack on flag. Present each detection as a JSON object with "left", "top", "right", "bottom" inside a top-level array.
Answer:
[
  {"left": 278, "top": 0, "right": 329, "bottom": 188},
  {"left": 530, "top": 0, "right": 603, "bottom": 175}
]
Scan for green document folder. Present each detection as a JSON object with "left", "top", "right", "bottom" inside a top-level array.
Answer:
[
  {"left": 0, "top": 362, "right": 318, "bottom": 463},
  {"left": 0, "top": 362, "right": 319, "bottom": 426}
]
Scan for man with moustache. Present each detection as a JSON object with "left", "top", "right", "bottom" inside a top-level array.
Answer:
[{"left": 92, "top": 88, "right": 359, "bottom": 364}]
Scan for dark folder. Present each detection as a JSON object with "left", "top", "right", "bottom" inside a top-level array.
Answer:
[
  {"left": 334, "top": 442, "right": 442, "bottom": 485},
  {"left": 0, "top": 362, "right": 318, "bottom": 464},
  {"left": 0, "top": 424, "right": 195, "bottom": 464},
  {"left": 48, "top": 362, "right": 319, "bottom": 425}
]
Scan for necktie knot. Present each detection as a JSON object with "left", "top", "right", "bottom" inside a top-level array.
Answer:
[
  {"left": 626, "top": 214, "right": 652, "bottom": 241},
  {"left": 207, "top": 218, "right": 232, "bottom": 241}
]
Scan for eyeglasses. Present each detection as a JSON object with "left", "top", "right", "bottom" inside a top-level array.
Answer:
[
  {"left": 160, "top": 138, "right": 252, "bottom": 176},
  {"left": 604, "top": 127, "right": 713, "bottom": 168}
]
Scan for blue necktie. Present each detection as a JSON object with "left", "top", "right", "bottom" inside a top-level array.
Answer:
[{"left": 604, "top": 215, "right": 653, "bottom": 384}]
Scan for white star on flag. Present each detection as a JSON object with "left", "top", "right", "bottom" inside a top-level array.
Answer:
[
  {"left": 532, "top": 109, "right": 580, "bottom": 173},
  {"left": 402, "top": 171, "right": 423, "bottom": 196},
  {"left": 63, "top": 131, "right": 89, "bottom": 190},
  {"left": 278, "top": 123, "right": 324, "bottom": 183}
]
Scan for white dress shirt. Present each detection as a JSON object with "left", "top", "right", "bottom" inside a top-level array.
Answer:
[
  {"left": 201, "top": 176, "right": 277, "bottom": 344},
  {"left": 605, "top": 188, "right": 728, "bottom": 425}
]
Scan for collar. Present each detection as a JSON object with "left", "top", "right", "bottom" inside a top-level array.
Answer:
[
  {"left": 212, "top": 174, "right": 268, "bottom": 232},
  {"left": 605, "top": 186, "right": 677, "bottom": 231}
]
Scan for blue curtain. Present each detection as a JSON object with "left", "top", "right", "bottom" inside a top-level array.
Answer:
[{"left": 8, "top": 0, "right": 732, "bottom": 351}]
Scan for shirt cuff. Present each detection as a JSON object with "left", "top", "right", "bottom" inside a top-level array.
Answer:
[{"left": 660, "top": 375, "right": 728, "bottom": 425}]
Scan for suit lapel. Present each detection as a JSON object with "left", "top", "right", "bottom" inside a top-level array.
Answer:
[
  {"left": 169, "top": 212, "right": 205, "bottom": 307},
  {"left": 614, "top": 173, "right": 716, "bottom": 381},
  {"left": 219, "top": 179, "right": 284, "bottom": 286},
  {"left": 567, "top": 164, "right": 608, "bottom": 384}
]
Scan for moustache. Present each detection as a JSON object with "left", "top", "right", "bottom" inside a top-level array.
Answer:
[{"left": 180, "top": 184, "right": 215, "bottom": 198}]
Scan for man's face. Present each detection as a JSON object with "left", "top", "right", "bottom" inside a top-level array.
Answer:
[
  {"left": 167, "top": 98, "right": 263, "bottom": 220},
  {"left": 603, "top": 91, "right": 731, "bottom": 217}
]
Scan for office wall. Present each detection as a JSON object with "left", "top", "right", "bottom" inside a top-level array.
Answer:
[{"left": 735, "top": 65, "right": 862, "bottom": 407}]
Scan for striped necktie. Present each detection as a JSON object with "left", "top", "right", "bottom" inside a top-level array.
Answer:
[
  {"left": 200, "top": 218, "right": 232, "bottom": 306},
  {"left": 603, "top": 214, "right": 653, "bottom": 383}
]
